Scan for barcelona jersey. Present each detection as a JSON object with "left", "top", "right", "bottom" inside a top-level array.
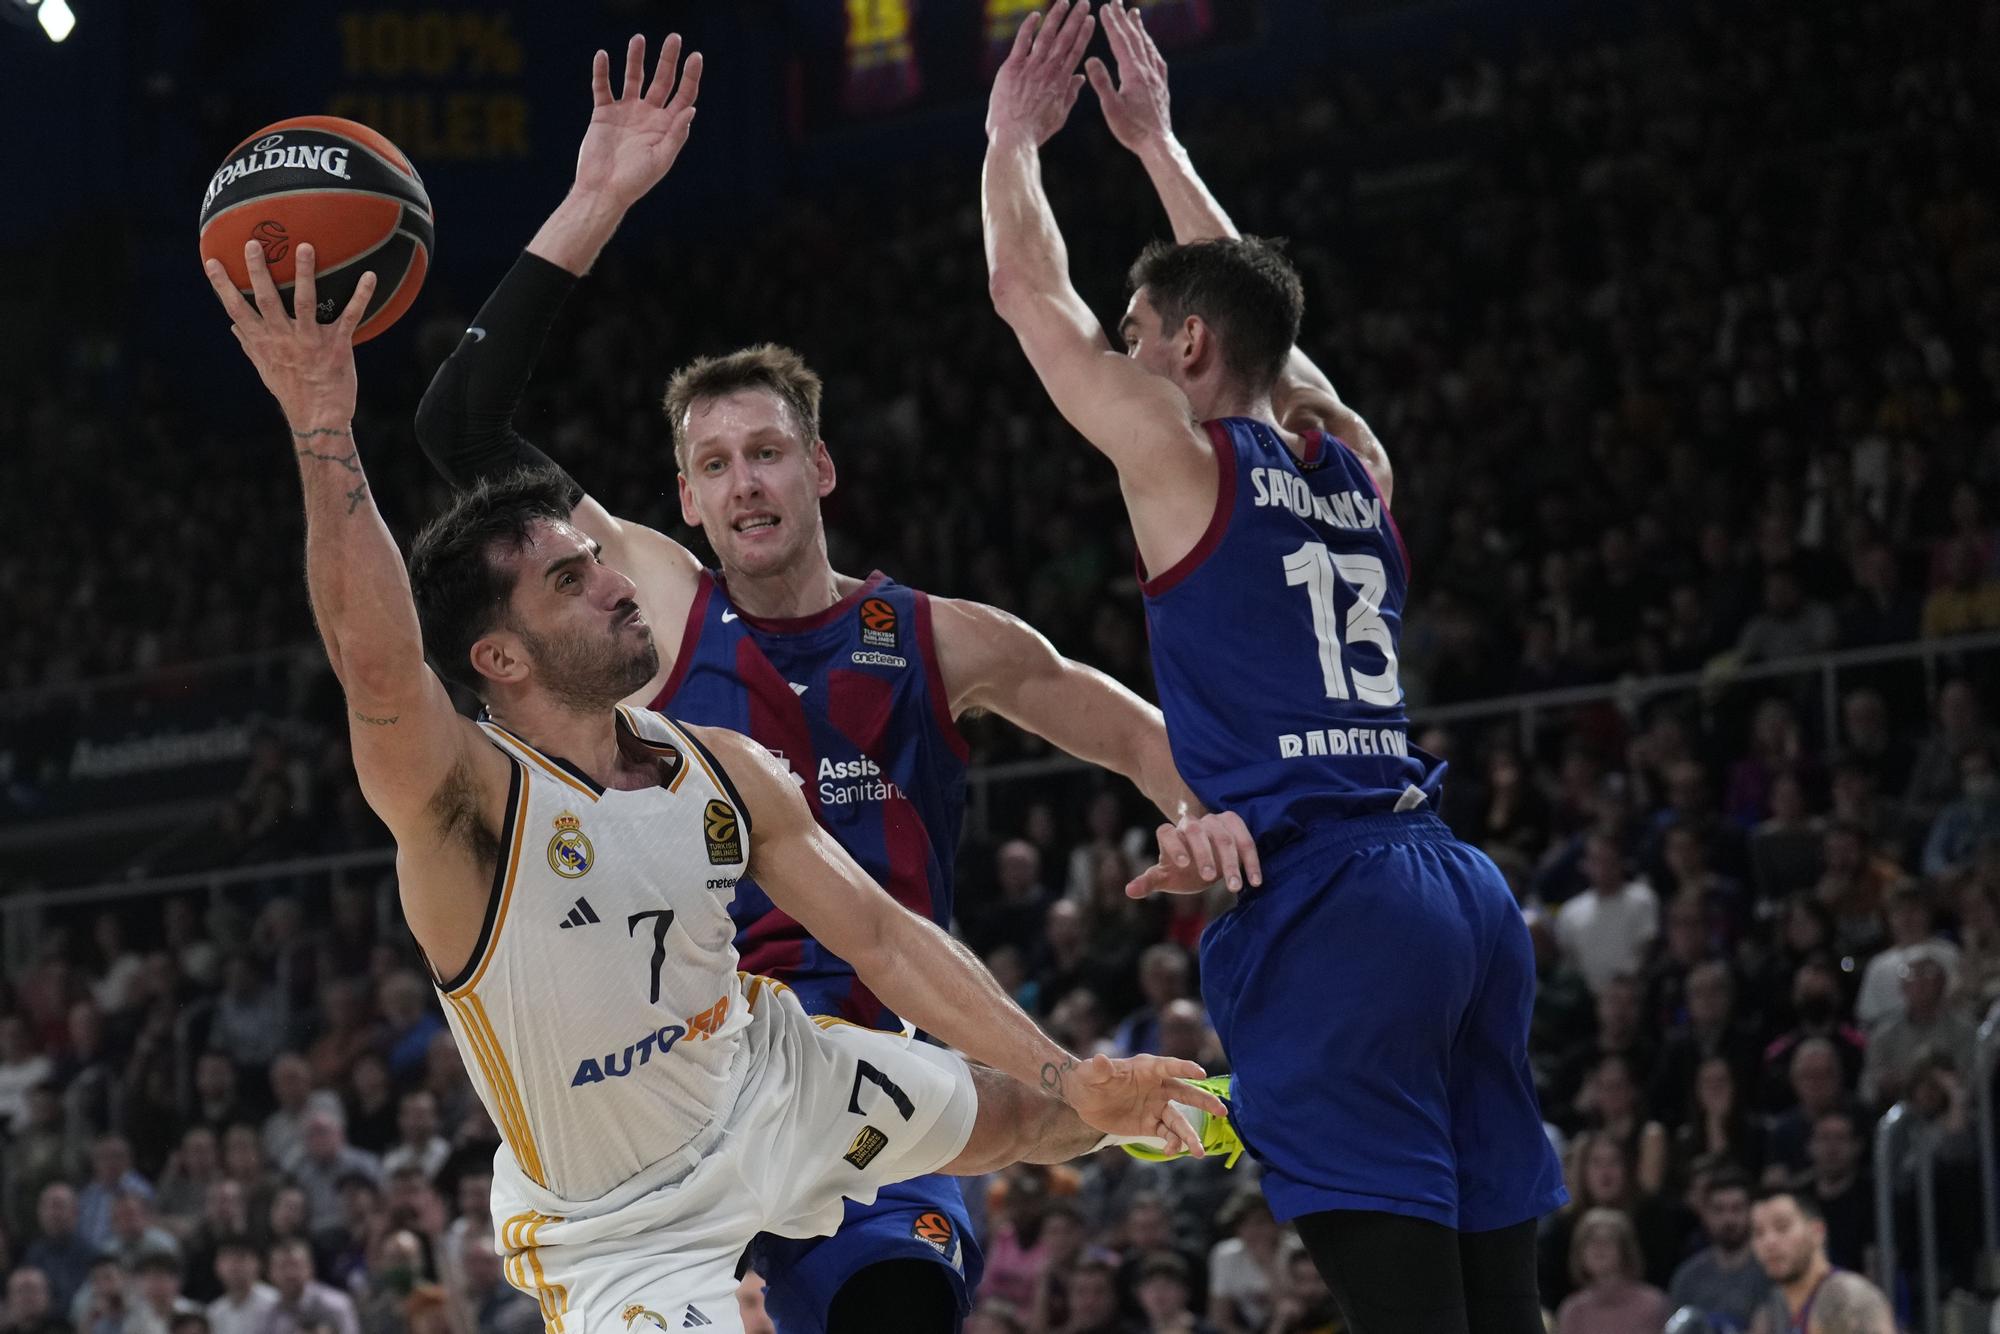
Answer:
[{"left": 651, "top": 571, "right": 967, "bottom": 1031}]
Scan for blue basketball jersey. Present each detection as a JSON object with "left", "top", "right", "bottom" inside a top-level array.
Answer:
[
  {"left": 1142, "top": 418, "right": 1442, "bottom": 850},
  {"left": 651, "top": 571, "right": 968, "bottom": 1030}
]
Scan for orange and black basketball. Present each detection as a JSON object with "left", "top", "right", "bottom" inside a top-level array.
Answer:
[{"left": 197, "top": 115, "right": 433, "bottom": 344}]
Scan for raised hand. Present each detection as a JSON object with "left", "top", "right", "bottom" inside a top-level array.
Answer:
[
  {"left": 573, "top": 33, "right": 704, "bottom": 209},
  {"left": 1126, "top": 809, "right": 1262, "bottom": 897},
  {"left": 204, "top": 240, "right": 376, "bottom": 430},
  {"left": 1087, "top": 1, "right": 1173, "bottom": 153},
  {"left": 1058, "top": 1052, "right": 1228, "bottom": 1155},
  {"left": 986, "top": 0, "right": 1097, "bottom": 148}
]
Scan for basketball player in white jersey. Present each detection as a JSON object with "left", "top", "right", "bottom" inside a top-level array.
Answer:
[{"left": 201, "top": 168, "right": 1225, "bottom": 1334}]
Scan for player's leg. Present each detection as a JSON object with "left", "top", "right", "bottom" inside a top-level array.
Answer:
[
  {"left": 1292, "top": 1209, "right": 1469, "bottom": 1334},
  {"left": 754, "top": 1178, "right": 981, "bottom": 1334},
  {"left": 1195, "top": 823, "right": 1479, "bottom": 1226},
  {"left": 1439, "top": 838, "right": 1566, "bottom": 1330},
  {"left": 1456, "top": 1220, "right": 1544, "bottom": 1334},
  {"left": 825, "top": 1259, "right": 959, "bottom": 1333}
]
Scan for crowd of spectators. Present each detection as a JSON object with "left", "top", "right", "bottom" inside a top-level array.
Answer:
[{"left": 5, "top": 0, "right": 2000, "bottom": 1330}]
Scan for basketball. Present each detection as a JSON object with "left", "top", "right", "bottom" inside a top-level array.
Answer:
[{"left": 197, "top": 115, "right": 433, "bottom": 345}]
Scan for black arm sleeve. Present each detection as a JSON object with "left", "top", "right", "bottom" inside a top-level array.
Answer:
[{"left": 413, "top": 250, "right": 585, "bottom": 501}]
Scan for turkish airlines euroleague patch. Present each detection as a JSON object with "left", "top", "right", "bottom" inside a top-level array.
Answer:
[
  {"left": 859, "top": 597, "right": 898, "bottom": 649},
  {"left": 703, "top": 799, "right": 741, "bottom": 864},
  {"left": 844, "top": 1125, "right": 889, "bottom": 1170},
  {"left": 913, "top": 1211, "right": 954, "bottom": 1256}
]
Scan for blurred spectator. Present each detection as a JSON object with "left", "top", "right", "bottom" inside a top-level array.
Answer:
[
  {"left": 0, "top": 1019, "right": 53, "bottom": 1135},
  {"left": 1202, "top": 1190, "right": 1284, "bottom": 1334},
  {"left": 1668, "top": 1058, "right": 1766, "bottom": 1195},
  {"left": 285, "top": 1116, "right": 378, "bottom": 1237},
  {"left": 156, "top": 1130, "right": 223, "bottom": 1236},
  {"left": 377, "top": 1095, "right": 448, "bottom": 1186},
  {"left": 1853, "top": 886, "right": 1961, "bottom": 1031},
  {"left": 1921, "top": 746, "right": 2000, "bottom": 877},
  {"left": 102, "top": 1190, "right": 179, "bottom": 1271},
  {"left": 207, "top": 960, "right": 286, "bottom": 1075},
  {"left": 373, "top": 979, "right": 440, "bottom": 1087},
  {"left": 262, "top": 1060, "right": 341, "bottom": 1177},
  {"left": 1648, "top": 962, "right": 1761, "bottom": 1129},
  {"left": 1800, "top": 1110, "right": 1874, "bottom": 1274},
  {"left": 1759, "top": 964, "right": 1867, "bottom": 1112},
  {"left": 261, "top": 1238, "right": 357, "bottom": 1334},
  {"left": 204, "top": 1238, "right": 276, "bottom": 1334},
  {"left": 965, "top": 840, "right": 1055, "bottom": 960},
  {"left": 22, "top": 1187, "right": 97, "bottom": 1313},
  {"left": 1665, "top": 1168, "right": 1770, "bottom": 1330},
  {"left": 1262, "top": 1249, "right": 1338, "bottom": 1334},
  {"left": 1538, "top": 1133, "right": 1684, "bottom": 1306},
  {"left": 1113, "top": 946, "right": 1193, "bottom": 1059},
  {"left": 1552, "top": 1208, "right": 1672, "bottom": 1334},
  {"left": 1950, "top": 874, "right": 2000, "bottom": 1016},
  {"left": 1554, "top": 835, "right": 1659, "bottom": 996},
  {"left": 1573, "top": 1056, "right": 1667, "bottom": 1197},
  {"left": 3, "top": 1265, "right": 67, "bottom": 1334},
  {"left": 1055, "top": 1260, "right": 1129, "bottom": 1334},
  {"left": 1132, "top": 1252, "right": 1213, "bottom": 1334},
  {"left": 1904, "top": 681, "right": 1991, "bottom": 828},
  {"left": 454, "top": 1235, "right": 536, "bottom": 1334},
  {"left": 5, "top": 1089, "right": 74, "bottom": 1241},
  {"left": 1858, "top": 956, "right": 1978, "bottom": 1108},
  {"left": 1765, "top": 1040, "right": 1862, "bottom": 1175},
  {"left": 131, "top": 1252, "right": 202, "bottom": 1332}
]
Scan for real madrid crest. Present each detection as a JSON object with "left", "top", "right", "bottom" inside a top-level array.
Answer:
[
  {"left": 621, "top": 1306, "right": 670, "bottom": 1331},
  {"left": 547, "top": 811, "right": 593, "bottom": 879}
]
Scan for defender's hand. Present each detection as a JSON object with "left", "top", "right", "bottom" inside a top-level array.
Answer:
[
  {"left": 204, "top": 240, "right": 375, "bottom": 430},
  {"left": 1061, "top": 1052, "right": 1227, "bottom": 1156},
  {"left": 986, "top": 0, "right": 1096, "bottom": 148},
  {"left": 1127, "top": 810, "right": 1262, "bottom": 897},
  {"left": 1087, "top": 2, "right": 1174, "bottom": 153},
  {"left": 573, "top": 34, "right": 703, "bottom": 209}
]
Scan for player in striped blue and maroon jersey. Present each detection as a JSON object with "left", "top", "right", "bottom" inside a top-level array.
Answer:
[
  {"left": 416, "top": 34, "right": 1249, "bottom": 1334},
  {"left": 983, "top": 6, "right": 1565, "bottom": 1333}
]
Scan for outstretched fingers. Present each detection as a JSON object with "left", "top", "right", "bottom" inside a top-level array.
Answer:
[
  {"left": 243, "top": 239, "right": 286, "bottom": 321},
  {"left": 620, "top": 33, "right": 646, "bottom": 102},
  {"left": 292, "top": 243, "right": 318, "bottom": 326},
  {"left": 643, "top": 33, "right": 684, "bottom": 107},
  {"left": 202, "top": 258, "right": 258, "bottom": 327},
  {"left": 335, "top": 272, "right": 378, "bottom": 341},
  {"left": 591, "top": 48, "right": 612, "bottom": 106},
  {"left": 669, "top": 50, "right": 704, "bottom": 116}
]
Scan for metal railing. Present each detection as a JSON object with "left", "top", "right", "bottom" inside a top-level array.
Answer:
[
  {"left": 1976, "top": 1000, "right": 2000, "bottom": 1289},
  {"left": 1876, "top": 1100, "right": 1944, "bottom": 1334}
]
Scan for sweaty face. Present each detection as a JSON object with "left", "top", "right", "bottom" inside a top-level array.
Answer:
[
  {"left": 1751, "top": 1198, "right": 1822, "bottom": 1285},
  {"left": 676, "top": 389, "right": 832, "bottom": 580},
  {"left": 493, "top": 520, "right": 658, "bottom": 710}
]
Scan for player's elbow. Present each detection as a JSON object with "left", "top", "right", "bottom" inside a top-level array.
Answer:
[{"left": 987, "top": 265, "right": 1032, "bottom": 326}]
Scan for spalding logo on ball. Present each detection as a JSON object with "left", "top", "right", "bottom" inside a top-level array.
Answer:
[{"left": 197, "top": 115, "right": 433, "bottom": 344}]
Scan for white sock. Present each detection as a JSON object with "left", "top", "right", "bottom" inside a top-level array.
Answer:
[{"left": 1092, "top": 1101, "right": 1206, "bottom": 1154}]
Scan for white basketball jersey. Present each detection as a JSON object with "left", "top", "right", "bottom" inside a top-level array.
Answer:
[{"left": 433, "top": 706, "right": 753, "bottom": 1205}]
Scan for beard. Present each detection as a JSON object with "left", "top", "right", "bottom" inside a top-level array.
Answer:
[{"left": 517, "top": 615, "right": 659, "bottom": 713}]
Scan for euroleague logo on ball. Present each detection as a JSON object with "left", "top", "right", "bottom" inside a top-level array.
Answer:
[{"left": 251, "top": 220, "right": 289, "bottom": 263}]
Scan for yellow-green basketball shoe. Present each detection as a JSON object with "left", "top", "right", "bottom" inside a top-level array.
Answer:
[{"left": 1123, "top": 1074, "right": 1245, "bottom": 1168}]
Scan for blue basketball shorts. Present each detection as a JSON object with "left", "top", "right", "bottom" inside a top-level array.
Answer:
[
  {"left": 749, "top": 1173, "right": 981, "bottom": 1332},
  {"left": 1199, "top": 811, "right": 1567, "bottom": 1232}
]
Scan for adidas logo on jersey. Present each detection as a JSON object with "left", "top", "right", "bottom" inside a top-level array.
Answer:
[
  {"left": 682, "top": 1307, "right": 713, "bottom": 1327},
  {"left": 557, "top": 898, "right": 601, "bottom": 929}
]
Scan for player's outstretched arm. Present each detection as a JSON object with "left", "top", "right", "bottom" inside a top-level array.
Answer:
[
  {"left": 414, "top": 35, "right": 704, "bottom": 647},
  {"left": 202, "top": 243, "right": 503, "bottom": 851},
  {"left": 692, "top": 724, "right": 1225, "bottom": 1151},
  {"left": 981, "top": 4, "right": 1211, "bottom": 497},
  {"left": 1088, "top": 3, "right": 1392, "bottom": 503}
]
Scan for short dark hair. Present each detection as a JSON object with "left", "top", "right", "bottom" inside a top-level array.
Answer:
[
  {"left": 1128, "top": 236, "right": 1304, "bottom": 391},
  {"left": 1752, "top": 1184, "right": 1825, "bottom": 1221},
  {"left": 407, "top": 467, "right": 576, "bottom": 696},
  {"left": 1703, "top": 1167, "right": 1752, "bottom": 1201},
  {"left": 215, "top": 1234, "right": 259, "bottom": 1259}
]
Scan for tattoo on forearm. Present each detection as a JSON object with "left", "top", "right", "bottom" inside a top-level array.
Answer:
[
  {"left": 291, "top": 439, "right": 371, "bottom": 514},
  {"left": 344, "top": 480, "right": 370, "bottom": 515},
  {"left": 291, "top": 426, "right": 353, "bottom": 442},
  {"left": 352, "top": 710, "right": 399, "bottom": 726},
  {"left": 1040, "top": 1057, "right": 1076, "bottom": 1101},
  {"left": 295, "top": 444, "right": 360, "bottom": 473}
]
